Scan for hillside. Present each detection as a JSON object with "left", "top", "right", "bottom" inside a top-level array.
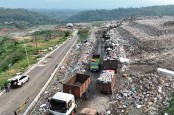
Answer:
[
  {"left": 0, "top": 29, "right": 71, "bottom": 89},
  {"left": 0, "top": 8, "right": 59, "bottom": 29},
  {"left": 31, "top": 9, "right": 83, "bottom": 21},
  {"left": 64, "top": 5, "right": 174, "bottom": 23}
]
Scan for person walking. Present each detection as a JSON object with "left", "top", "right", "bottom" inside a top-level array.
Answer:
[{"left": 4, "top": 82, "right": 10, "bottom": 92}]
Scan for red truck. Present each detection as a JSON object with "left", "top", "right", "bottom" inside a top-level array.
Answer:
[{"left": 96, "top": 70, "right": 116, "bottom": 94}]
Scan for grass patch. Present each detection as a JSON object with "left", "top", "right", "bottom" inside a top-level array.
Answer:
[
  {"left": 0, "top": 30, "right": 71, "bottom": 88},
  {"left": 0, "top": 24, "right": 15, "bottom": 29},
  {"left": 89, "top": 21, "right": 104, "bottom": 26},
  {"left": 78, "top": 27, "right": 90, "bottom": 42},
  {"left": 163, "top": 94, "right": 174, "bottom": 114}
]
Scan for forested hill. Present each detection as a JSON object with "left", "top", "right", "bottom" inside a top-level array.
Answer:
[
  {"left": 64, "top": 5, "right": 174, "bottom": 23},
  {"left": 0, "top": 8, "right": 59, "bottom": 29},
  {"left": 31, "top": 9, "right": 83, "bottom": 21}
]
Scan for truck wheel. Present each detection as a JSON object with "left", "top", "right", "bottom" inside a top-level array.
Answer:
[{"left": 74, "top": 109, "right": 76, "bottom": 113}]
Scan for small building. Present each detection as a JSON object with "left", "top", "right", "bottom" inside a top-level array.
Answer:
[{"left": 66, "top": 23, "right": 74, "bottom": 29}]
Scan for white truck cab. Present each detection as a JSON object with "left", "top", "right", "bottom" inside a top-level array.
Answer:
[{"left": 49, "top": 92, "right": 76, "bottom": 115}]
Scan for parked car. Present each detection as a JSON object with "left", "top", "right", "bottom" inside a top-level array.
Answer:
[{"left": 8, "top": 75, "right": 29, "bottom": 87}]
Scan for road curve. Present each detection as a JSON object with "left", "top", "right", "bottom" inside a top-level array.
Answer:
[{"left": 0, "top": 30, "right": 78, "bottom": 115}]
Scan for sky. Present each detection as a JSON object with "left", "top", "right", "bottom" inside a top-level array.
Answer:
[{"left": 0, "top": 0, "right": 174, "bottom": 9}]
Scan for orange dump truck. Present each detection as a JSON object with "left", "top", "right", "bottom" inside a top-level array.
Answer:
[
  {"left": 103, "top": 59, "right": 118, "bottom": 71},
  {"left": 96, "top": 70, "right": 116, "bottom": 94},
  {"left": 63, "top": 73, "right": 91, "bottom": 99}
]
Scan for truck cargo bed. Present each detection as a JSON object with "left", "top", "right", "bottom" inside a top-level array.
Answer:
[
  {"left": 63, "top": 73, "right": 91, "bottom": 98},
  {"left": 103, "top": 59, "right": 118, "bottom": 70},
  {"left": 96, "top": 70, "right": 116, "bottom": 94}
]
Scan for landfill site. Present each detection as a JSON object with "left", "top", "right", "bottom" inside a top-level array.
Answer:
[{"left": 32, "top": 16, "right": 174, "bottom": 115}]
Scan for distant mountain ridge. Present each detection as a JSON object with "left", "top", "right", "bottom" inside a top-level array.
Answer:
[
  {"left": 2, "top": 5, "right": 174, "bottom": 28},
  {"left": 64, "top": 5, "right": 174, "bottom": 23},
  {"left": 31, "top": 9, "right": 83, "bottom": 21},
  {"left": 0, "top": 8, "right": 59, "bottom": 29}
]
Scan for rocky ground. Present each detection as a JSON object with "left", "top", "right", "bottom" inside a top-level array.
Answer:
[{"left": 31, "top": 16, "right": 174, "bottom": 115}]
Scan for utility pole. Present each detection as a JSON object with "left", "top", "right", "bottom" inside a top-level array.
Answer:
[
  {"left": 34, "top": 36, "right": 38, "bottom": 52},
  {"left": 23, "top": 40, "right": 30, "bottom": 66}
]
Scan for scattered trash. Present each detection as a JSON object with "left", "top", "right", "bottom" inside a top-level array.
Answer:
[
  {"left": 40, "top": 104, "right": 47, "bottom": 108},
  {"left": 136, "top": 104, "right": 142, "bottom": 109},
  {"left": 32, "top": 17, "right": 174, "bottom": 115},
  {"left": 158, "top": 86, "right": 162, "bottom": 93},
  {"left": 119, "top": 57, "right": 130, "bottom": 64},
  {"left": 157, "top": 68, "right": 174, "bottom": 77}
]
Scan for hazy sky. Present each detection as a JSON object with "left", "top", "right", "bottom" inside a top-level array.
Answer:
[{"left": 1, "top": 0, "right": 174, "bottom": 9}]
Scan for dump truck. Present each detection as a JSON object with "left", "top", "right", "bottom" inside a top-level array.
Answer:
[
  {"left": 102, "top": 34, "right": 110, "bottom": 41},
  {"left": 90, "top": 55, "right": 101, "bottom": 71},
  {"left": 63, "top": 73, "right": 91, "bottom": 99},
  {"left": 103, "top": 59, "right": 118, "bottom": 71},
  {"left": 49, "top": 73, "right": 91, "bottom": 115},
  {"left": 96, "top": 70, "right": 116, "bottom": 94}
]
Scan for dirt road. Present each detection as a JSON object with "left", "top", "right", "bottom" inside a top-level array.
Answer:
[{"left": 76, "top": 31, "right": 111, "bottom": 113}]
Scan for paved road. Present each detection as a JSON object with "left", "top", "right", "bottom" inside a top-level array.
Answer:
[{"left": 0, "top": 30, "right": 78, "bottom": 115}]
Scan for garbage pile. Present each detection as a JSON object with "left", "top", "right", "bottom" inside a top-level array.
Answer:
[
  {"left": 61, "top": 28, "right": 99, "bottom": 79},
  {"left": 104, "top": 29, "right": 128, "bottom": 61},
  {"left": 97, "top": 70, "right": 115, "bottom": 83},
  {"left": 74, "top": 29, "right": 99, "bottom": 74},
  {"left": 110, "top": 73, "right": 174, "bottom": 115},
  {"left": 163, "top": 21, "right": 174, "bottom": 26},
  {"left": 105, "top": 17, "right": 174, "bottom": 115}
]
